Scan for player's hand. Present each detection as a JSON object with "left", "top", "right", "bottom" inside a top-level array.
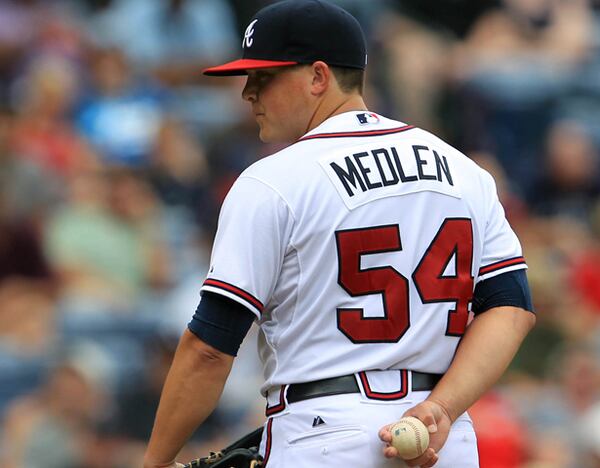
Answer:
[{"left": 378, "top": 399, "right": 452, "bottom": 467}]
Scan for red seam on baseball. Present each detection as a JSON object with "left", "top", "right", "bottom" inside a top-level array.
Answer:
[{"left": 403, "top": 419, "right": 423, "bottom": 454}]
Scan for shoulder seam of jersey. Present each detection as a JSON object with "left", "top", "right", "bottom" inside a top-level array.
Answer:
[
  {"left": 238, "top": 175, "right": 298, "bottom": 224},
  {"left": 296, "top": 124, "right": 416, "bottom": 142},
  {"left": 272, "top": 246, "right": 301, "bottom": 352}
]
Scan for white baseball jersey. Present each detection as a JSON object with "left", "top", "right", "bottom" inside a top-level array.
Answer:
[{"left": 201, "top": 111, "right": 526, "bottom": 396}]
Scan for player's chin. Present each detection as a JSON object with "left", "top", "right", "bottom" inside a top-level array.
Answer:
[
  {"left": 258, "top": 127, "right": 292, "bottom": 144},
  {"left": 256, "top": 123, "right": 272, "bottom": 143},
  {"left": 257, "top": 129, "right": 273, "bottom": 143}
]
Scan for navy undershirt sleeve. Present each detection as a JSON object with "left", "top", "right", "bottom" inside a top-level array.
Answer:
[
  {"left": 188, "top": 292, "right": 255, "bottom": 356},
  {"left": 472, "top": 269, "right": 534, "bottom": 315}
]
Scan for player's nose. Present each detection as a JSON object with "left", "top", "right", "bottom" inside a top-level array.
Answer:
[{"left": 242, "top": 78, "right": 257, "bottom": 103}]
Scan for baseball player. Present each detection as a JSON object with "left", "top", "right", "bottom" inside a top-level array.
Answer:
[{"left": 143, "top": 1, "right": 535, "bottom": 467}]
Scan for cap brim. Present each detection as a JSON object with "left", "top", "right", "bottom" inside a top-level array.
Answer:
[{"left": 203, "top": 59, "right": 299, "bottom": 76}]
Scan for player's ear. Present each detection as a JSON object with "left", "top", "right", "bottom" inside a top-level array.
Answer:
[{"left": 310, "top": 61, "right": 331, "bottom": 96}]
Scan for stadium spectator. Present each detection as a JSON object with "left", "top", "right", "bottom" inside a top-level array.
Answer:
[
  {"left": 529, "top": 120, "right": 600, "bottom": 221},
  {"left": 148, "top": 116, "right": 214, "bottom": 230},
  {"left": 10, "top": 54, "right": 97, "bottom": 180},
  {"left": 76, "top": 47, "right": 168, "bottom": 168},
  {"left": 451, "top": 0, "right": 595, "bottom": 192},
  {"left": 0, "top": 342, "right": 114, "bottom": 468},
  {"left": 43, "top": 169, "right": 171, "bottom": 312},
  {"left": 81, "top": 0, "right": 238, "bottom": 84}
]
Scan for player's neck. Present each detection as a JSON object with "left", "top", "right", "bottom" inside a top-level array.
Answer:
[{"left": 304, "top": 93, "right": 368, "bottom": 135}]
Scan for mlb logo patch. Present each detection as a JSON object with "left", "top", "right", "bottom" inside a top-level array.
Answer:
[{"left": 356, "top": 112, "right": 380, "bottom": 125}]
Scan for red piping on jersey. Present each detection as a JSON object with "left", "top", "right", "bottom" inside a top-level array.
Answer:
[
  {"left": 203, "top": 279, "right": 264, "bottom": 313},
  {"left": 262, "top": 418, "right": 273, "bottom": 466},
  {"left": 478, "top": 256, "right": 526, "bottom": 276},
  {"left": 358, "top": 370, "right": 409, "bottom": 401},
  {"left": 265, "top": 385, "right": 286, "bottom": 416},
  {"left": 297, "top": 125, "right": 415, "bottom": 141}
]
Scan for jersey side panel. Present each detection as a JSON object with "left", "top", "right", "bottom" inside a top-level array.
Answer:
[
  {"left": 419, "top": 132, "right": 527, "bottom": 283},
  {"left": 201, "top": 176, "right": 295, "bottom": 318}
]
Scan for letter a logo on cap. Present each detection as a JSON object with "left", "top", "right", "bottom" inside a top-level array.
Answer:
[{"left": 243, "top": 19, "right": 258, "bottom": 49}]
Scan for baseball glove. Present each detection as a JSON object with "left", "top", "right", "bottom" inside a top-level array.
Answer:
[{"left": 183, "top": 427, "right": 264, "bottom": 468}]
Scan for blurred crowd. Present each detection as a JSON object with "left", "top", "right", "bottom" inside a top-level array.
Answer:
[{"left": 0, "top": 0, "right": 599, "bottom": 466}]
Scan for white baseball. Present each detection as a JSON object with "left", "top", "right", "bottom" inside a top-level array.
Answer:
[{"left": 390, "top": 416, "right": 430, "bottom": 459}]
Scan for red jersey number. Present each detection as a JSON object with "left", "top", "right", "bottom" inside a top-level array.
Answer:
[
  {"left": 335, "top": 219, "right": 474, "bottom": 343},
  {"left": 335, "top": 225, "right": 409, "bottom": 343}
]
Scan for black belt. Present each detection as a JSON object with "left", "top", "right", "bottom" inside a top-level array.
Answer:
[{"left": 286, "top": 372, "right": 442, "bottom": 404}]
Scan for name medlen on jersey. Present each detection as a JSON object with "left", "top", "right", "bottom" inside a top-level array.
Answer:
[{"left": 329, "top": 144, "right": 454, "bottom": 197}]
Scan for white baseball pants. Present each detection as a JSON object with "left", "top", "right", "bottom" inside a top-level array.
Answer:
[{"left": 259, "top": 391, "right": 479, "bottom": 467}]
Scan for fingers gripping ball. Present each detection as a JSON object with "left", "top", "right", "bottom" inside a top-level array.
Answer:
[{"left": 390, "top": 417, "right": 430, "bottom": 459}]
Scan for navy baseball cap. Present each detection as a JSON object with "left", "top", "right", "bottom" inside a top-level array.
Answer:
[{"left": 203, "top": 0, "right": 367, "bottom": 76}]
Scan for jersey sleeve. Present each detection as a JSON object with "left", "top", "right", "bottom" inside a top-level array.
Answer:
[
  {"left": 477, "top": 172, "right": 527, "bottom": 283},
  {"left": 201, "top": 175, "right": 294, "bottom": 318}
]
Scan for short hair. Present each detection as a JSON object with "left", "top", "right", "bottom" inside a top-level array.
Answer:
[{"left": 330, "top": 66, "right": 365, "bottom": 95}]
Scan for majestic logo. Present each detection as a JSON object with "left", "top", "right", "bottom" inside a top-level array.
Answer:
[
  {"left": 356, "top": 113, "right": 380, "bottom": 125},
  {"left": 243, "top": 19, "right": 258, "bottom": 48},
  {"left": 312, "top": 416, "right": 326, "bottom": 427}
]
